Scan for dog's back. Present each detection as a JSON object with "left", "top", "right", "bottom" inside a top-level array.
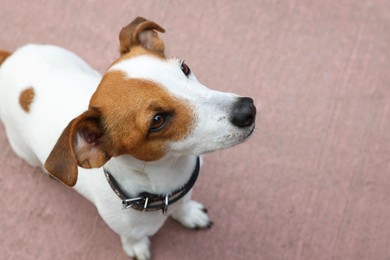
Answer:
[
  {"left": 0, "top": 44, "right": 101, "bottom": 166},
  {"left": 0, "top": 49, "right": 11, "bottom": 65}
]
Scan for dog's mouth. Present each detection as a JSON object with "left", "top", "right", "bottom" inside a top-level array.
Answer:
[{"left": 245, "top": 124, "right": 256, "bottom": 139}]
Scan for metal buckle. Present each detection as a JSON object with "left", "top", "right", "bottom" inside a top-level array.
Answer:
[
  {"left": 143, "top": 197, "right": 149, "bottom": 212},
  {"left": 122, "top": 197, "right": 144, "bottom": 210},
  {"left": 162, "top": 195, "right": 169, "bottom": 215}
]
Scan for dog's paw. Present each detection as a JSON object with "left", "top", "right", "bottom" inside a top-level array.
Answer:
[
  {"left": 121, "top": 236, "right": 151, "bottom": 260},
  {"left": 171, "top": 200, "right": 213, "bottom": 229}
]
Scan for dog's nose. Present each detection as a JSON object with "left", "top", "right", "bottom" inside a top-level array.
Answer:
[{"left": 230, "top": 97, "right": 257, "bottom": 128}]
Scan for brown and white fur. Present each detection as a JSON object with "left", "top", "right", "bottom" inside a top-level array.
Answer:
[{"left": 0, "top": 17, "right": 256, "bottom": 259}]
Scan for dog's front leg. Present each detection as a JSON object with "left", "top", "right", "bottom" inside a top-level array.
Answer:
[
  {"left": 120, "top": 236, "right": 151, "bottom": 260},
  {"left": 171, "top": 194, "right": 213, "bottom": 230}
]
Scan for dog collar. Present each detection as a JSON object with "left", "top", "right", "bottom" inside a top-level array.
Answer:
[{"left": 103, "top": 157, "right": 200, "bottom": 214}]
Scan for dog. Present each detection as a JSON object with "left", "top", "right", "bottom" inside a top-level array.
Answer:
[{"left": 0, "top": 17, "right": 256, "bottom": 259}]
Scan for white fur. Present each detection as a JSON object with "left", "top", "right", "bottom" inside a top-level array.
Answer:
[{"left": 0, "top": 44, "right": 253, "bottom": 259}]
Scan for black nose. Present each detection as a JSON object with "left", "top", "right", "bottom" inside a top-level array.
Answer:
[{"left": 230, "top": 97, "right": 257, "bottom": 127}]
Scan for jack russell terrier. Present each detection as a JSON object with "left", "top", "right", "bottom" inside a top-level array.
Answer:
[{"left": 0, "top": 17, "right": 256, "bottom": 259}]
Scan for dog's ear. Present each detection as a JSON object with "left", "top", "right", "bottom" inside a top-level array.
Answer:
[
  {"left": 44, "top": 108, "right": 111, "bottom": 187},
  {"left": 119, "top": 16, "right": 165, "bottom": 56}
]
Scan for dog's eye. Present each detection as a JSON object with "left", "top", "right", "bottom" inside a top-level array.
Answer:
[
  {"left": 149, "top": 113, "right": 171, "bottom": 132},
  {"left": 181, "top": 61, "right": 191, "bottom": 76}
]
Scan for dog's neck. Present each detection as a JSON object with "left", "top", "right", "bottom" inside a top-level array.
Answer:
[{"left": 104, "top": 154, "right": 198, "bottom": 197}]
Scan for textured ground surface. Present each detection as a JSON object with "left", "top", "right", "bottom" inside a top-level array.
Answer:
[{"left": 0, "top": 1, "right": 389, "bottom": 259}]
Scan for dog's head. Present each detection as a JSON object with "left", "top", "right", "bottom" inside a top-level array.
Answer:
[{"left": 45, "top": 17, "right": 256, "bottom": 187}]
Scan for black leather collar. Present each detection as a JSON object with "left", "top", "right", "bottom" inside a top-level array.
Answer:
[{"left": 103, "top": 157, "right": 200, "bottom": 214}]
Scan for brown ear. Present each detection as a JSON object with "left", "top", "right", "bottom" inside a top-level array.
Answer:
[
  {"left": 119, "top": 16, "right": 165, "bottom": 56},
  {"left": 44, "top": 109, "right": 111, "bottom": 187}
]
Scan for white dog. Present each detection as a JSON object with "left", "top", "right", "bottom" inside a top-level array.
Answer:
[{"left": 0, "top": 17, "right": 256, "bottom": 259}]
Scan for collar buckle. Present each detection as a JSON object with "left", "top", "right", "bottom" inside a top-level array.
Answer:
[
  {"left": 122, "top": 197, "right": 144, "bottom": 210},
  {"left": 162, "top": 195, "right": 169, "bottom": 215}
]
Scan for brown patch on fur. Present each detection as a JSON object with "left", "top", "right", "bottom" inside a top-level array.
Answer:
[
  {"left": 89, "top": 70, "right": 194, "bottom": 161},
  {"left": 19, "top": 87, "right": 35, "bottom": 112},
  {"left": 0, "top": 49, "right": 11, "bottom": 65}
]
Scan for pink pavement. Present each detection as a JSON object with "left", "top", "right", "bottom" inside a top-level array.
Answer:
[{"left": 0, "top": 1, "right": 390, "bottom": 259}]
